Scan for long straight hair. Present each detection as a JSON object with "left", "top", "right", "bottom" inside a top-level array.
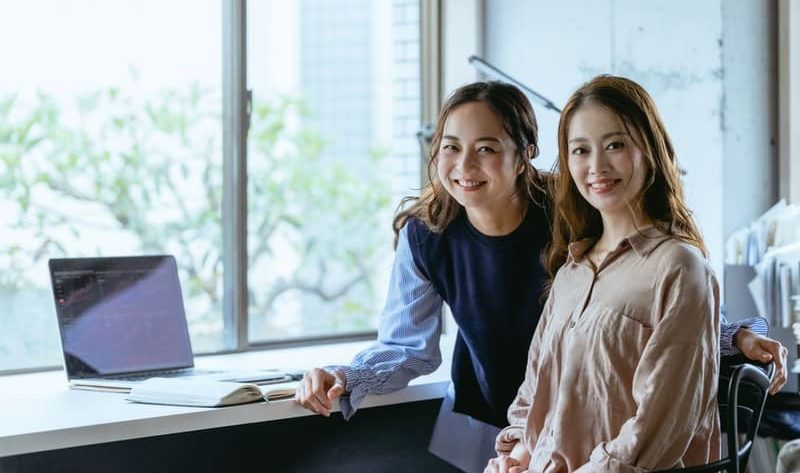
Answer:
[
  {"left": 393, "top": 81, "right": 547, "bottom": 244},
  {"left": 546, "top": 75, "right": 706, "bottom": 276}
]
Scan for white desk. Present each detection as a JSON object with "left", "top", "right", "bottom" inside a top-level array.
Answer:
[{"left": 0, "top": 336, "right": 454, "bottom": 458}]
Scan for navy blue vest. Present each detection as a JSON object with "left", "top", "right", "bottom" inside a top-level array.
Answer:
[{"left": 406, "top": 202, "right": 550, "bottom": 427}]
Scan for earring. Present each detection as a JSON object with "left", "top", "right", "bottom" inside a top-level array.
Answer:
[{"left": 525, "top": 144, "right": 536, "bottom": 159}]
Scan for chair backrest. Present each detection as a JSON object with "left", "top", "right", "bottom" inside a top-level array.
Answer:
[
  {"left": 722, "top": 363, "right": 774, "bottom": 473},
  {"left": 653, "top": 362, "right": 773, "bottom": 473}
]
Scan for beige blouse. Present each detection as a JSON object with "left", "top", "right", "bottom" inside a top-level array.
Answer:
[{"left": 497, "top": 227, "right": 720, "bottom": 473}]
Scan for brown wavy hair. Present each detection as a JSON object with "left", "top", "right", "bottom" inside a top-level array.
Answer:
[
  {"left": 546, "top": 75, "right": 706, "bottom": 276},
  {"left": 393, "top": 81, "right": 548, "bottom": 244}
]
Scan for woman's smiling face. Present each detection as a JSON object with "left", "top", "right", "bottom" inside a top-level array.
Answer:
[
  {"left": 436, "top": 101, "right": 522, "bottom": 220},
  {"left": 566, "top": 102, "right": 648, "bottom": 222}
]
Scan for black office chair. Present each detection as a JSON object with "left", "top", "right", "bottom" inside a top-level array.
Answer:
[{"left": 653, "top": 362, "right": 774, "bottom": 473}]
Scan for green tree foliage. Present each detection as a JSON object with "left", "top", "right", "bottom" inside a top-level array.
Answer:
[{"left": 0, "top": 85, "right": 392, "bottom": 343}]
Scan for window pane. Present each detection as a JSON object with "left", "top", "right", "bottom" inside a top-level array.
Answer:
[
  {"left": 246, "top": 0, "right": 421, "bottom": 341},
  {"left": 0, "top": 1, "right": 224, "bottom": 371}
]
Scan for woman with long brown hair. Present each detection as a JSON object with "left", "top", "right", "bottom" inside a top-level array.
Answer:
[
  {"left": 297, "top": 81, "right": 553, "bottom": 471},
  {"left": 489, "top": 75, "right": 722, "bottom": 472}
]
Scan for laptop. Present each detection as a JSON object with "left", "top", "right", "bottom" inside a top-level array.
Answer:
[{"left": 49, "top": 255, "right": 291, "bottom": 391}]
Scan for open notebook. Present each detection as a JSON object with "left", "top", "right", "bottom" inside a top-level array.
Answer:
[{"left": 127, "top": 377, "right": 298, "bottom": 407}]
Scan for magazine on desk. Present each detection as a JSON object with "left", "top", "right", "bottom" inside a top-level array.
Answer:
[{"left": 127, "top": 377, "right": 298, "bottom": 407}]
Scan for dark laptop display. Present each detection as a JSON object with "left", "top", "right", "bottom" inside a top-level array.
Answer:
[{"left": 50, "top": 255, "right": 195, "bottom": 380}]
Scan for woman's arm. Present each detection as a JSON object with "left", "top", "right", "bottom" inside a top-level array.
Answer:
[
  {"left": 295, "top": 225, "right": 445, "bottom": 418},
  {"left": 720, "top": 313, "right": 769, "bottom": 357},
  {"left": 733, "top": 327, "right": 788, "bottom": 394},
  {"left": 581, "top": 250, "right": 720, "bottom": 472},
  {"left": 721, "top": 312, "right": 787, "bottom": 393}
]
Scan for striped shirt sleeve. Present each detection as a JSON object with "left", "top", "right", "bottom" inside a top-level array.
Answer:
[
  {"left": 720, "top": 309, "right": 770, "bottom": 357},
  {"left": 327, "top": 224, "right": 444, "bottom": 419}
]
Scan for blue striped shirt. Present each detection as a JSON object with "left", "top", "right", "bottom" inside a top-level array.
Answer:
[{"left": 332, "top": 226, "right": 770, "bottom": 419}]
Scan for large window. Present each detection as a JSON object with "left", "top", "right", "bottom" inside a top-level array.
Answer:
[
  {"left": 0, "top": 1, "right": 224, "bottom": 371},
  {"left": 0, "top": 0, "right": 422, "bottom": 372}
]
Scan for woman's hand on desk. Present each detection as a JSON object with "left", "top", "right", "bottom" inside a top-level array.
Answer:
[
  {"left": 735, "top": 328, "right": 789, "bottom": 394},
  {"left": 294, "top": 367, "right": 346, "bottom": 417}
]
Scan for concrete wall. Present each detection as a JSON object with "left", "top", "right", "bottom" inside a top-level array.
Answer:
[
  {"left": 442, "top": 0, "right": 483, "bottom": 96},
  {"left": 455, "top": 0, "right": 780, "bottom": 278},
  {"left": 721, "top": 0, "right": 779, "bottom": 238}
]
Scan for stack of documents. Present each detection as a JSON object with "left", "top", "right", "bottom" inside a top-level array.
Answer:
[
  {"left": 726, "top": 199, "right": 800, "bottom": 266},
  {"left": 726, "top": 199, "right": 800, "bottom": 329}
]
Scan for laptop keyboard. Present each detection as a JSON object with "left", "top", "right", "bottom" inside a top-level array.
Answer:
[{"left": 113, "top": 368, "right": 216, "bottom": 381}]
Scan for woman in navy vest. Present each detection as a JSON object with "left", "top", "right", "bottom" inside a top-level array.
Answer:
[{"left": 295, "top": 81, "right": 787, "bottom": 472}]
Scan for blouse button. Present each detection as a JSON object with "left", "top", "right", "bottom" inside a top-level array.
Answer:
[{"left": 569, "top": 320, "right": 576, "bottom": 328}]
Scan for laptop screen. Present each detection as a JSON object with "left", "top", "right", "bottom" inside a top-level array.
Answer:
[{"left": 49, "top": 255, "right": 195, "bottom": 379}]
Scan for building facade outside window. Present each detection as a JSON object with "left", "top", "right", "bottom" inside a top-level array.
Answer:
[{"left": 246, "top": 0, "right": 421, "bottom": 343}]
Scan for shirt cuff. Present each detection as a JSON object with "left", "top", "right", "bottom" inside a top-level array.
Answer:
[
  {"left": 741, "top": 316, "right": 770, "bottom": 337},
  {"left": 325, "top": 365, "right": 370, "bottom": 420},
  {"left": 495, "top": 426, "right": 524, "bottom": 455},
  {"left": 589, "top": 443, "right": 648, "bottom": 473}
]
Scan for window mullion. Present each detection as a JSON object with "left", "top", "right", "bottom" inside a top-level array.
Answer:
[{"left": 222, "top": 0, "right": 249, "bottom": 351}]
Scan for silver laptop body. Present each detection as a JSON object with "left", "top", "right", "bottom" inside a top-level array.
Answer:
[{"left": 49, "top": 255, "right": 288, "bottom": 391}]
